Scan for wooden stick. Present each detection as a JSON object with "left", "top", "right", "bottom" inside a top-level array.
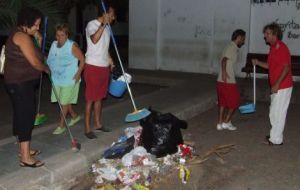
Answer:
[
  {"left": 215, "top": 144, "right": 235, "bottom": 150},
  {"left": 203, "top": 144, "right": 236, "bottom": 159}
]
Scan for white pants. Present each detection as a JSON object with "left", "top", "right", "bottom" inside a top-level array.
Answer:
[{"left": 269, "top": 87, "right": 293, "bottom": 144}]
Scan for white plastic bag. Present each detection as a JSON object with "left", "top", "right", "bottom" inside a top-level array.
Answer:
[
  {"left": 97, "top": 167, "right": 118, "bottom": 181},
  {"left": 124, "top": 126, "right": 143, "bottom": 147},
  {"left": 121, "top": 146, "right": 149, "bottom": 167},
  {"left": 118, "top": 73, "right": 132, "bottom": 84}
]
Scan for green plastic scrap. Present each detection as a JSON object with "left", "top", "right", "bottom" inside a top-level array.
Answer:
[{"left": 133, "top": 183, "right": 150, "bottom": 190}]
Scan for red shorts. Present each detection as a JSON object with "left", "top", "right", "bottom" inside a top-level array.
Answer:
[
  {"left": 217, "top": 82, "right": 240, "bottom": 109},
  {"left": 84, "top": 64, "right": 110, "bottom": 101}
]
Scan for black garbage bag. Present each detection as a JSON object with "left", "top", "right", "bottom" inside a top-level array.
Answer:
[
  {"left": 140, "top": 108, "right": 188, "bottom": 158},
  {"left": 103, "top": 136, "right": 135, "bottom": 159}
]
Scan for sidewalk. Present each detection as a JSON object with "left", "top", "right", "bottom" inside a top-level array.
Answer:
[{"left": 0, "top": 70, "right": 217, "bottom": 190}]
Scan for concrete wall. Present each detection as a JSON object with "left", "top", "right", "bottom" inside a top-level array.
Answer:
[
  {"left": 129, "top": 0, "right": 159, "bottom": 70},
  {"left": 250, "top": 2, "right": 300, "bottom": 55},
  {"left": 129, "top": 0, "right": 251, "bottom": 77}
]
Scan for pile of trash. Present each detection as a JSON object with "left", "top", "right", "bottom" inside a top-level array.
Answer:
[
  {"left": 89, "top": 110, "right": 194, "bottom": 190},
  {"left": 90, "top": 142, "right": 193, "bottom": 190}
]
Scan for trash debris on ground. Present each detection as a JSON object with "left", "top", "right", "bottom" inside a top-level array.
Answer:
[
  {"left": 124, "top": 126, "right": 143, "bottom": 147},
  {"left": 178, "top": 144, "right": 193, "bottom": 158},
  {"left": 103, "top": 136, "right": 135, "bottom": 159},
  {"left": 178, "top": 165, "right": 190, "bottom": 184},
  {"left": 89, "top": 141, "right": 235, "bottom": 189},
  {"left": 86, "top": 110, "right": 236, "bottom": 189}
]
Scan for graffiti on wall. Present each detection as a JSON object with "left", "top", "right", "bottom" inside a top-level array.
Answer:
[
  {"left": 194, "top": 25, "right": 212, "bottom": 38},
  {"left": 252, "top": 0, "right": 300, "bottom": 9},
  {"left": 275, "top": 18, "right": 300, "bottom": 39},
  {"left": 250, "top": 0, "right": 300, "bottom": 54}
]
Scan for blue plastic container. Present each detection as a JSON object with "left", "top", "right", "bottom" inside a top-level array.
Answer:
[{"left": 109, "top": 79, "right": 127, "bottom": 97}]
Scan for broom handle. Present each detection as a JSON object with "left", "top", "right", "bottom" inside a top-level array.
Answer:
[
  {"left": 100, "top": 1, "right": 138, "bottom": 112},
  {"left": 253, "top": 64, "right": 256, "bottom": 105},
  {"left": 41, "top": 17, "right": 48, "bottom": 53},
  {"left": 37, "top": 72, "right": 43, "bottom": 113},
  {"left": 37, "top": 16, "right": 48, "bottom": 113}
]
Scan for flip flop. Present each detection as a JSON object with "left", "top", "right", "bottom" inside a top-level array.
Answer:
[
  {"left": 19, "top": 160, "right": 44, "bottom": 168},
  {"left": 30, "top": 150, "right": 41, "bottom": 156},
  {"left": 263, "top": 139, "right": 283, "bottom": 146},
  {"left": 18, "top": 150, "right": 41, "bottom": 158}
]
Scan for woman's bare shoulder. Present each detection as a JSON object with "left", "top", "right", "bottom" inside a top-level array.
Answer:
[{"left": 13, "top": 31, "right": 31, "bottom": 46}]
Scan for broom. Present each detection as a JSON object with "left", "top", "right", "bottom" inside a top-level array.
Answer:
[
  {"left": 100, "top": 0, "right": 151, "bottom": 122},
  {"left": 34, "top": 16, "right": 48, "bottom": 126}
]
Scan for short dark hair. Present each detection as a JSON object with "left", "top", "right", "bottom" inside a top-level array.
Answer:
[
  {"left": 263, "top": 22, "right": 283, "bottom": 40},
  {"left": 97, "top": 1, "right": 111, "bottom": 16},
  {"left": 55, "top": 23, "right": 69, "bottom": 36},
  {"left": 231, "top": 29, "right": 246, "bottom": 41},
  {"left": 17, "top": 7, "right": 43, "bottom": 28}
]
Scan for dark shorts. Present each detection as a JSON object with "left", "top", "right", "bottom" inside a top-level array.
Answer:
[
  {"left": 5, "top": 79, "right": 39, "bottom": 142},
  {"left": 217, "top": 82, "right": 240, "bottom": 109},
  {"left": 84, "top": 64, "right": 110, "bottom": 101}
]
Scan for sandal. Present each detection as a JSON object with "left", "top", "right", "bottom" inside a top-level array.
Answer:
[
  {"left": 18, "top": 150, "right": 41, "bottom": 158},
  {"left": 94, "top": 126, "right": 111, "bottom": 133},
  {"left": 263, "top": 139, "right": 283, "bottom": 146},
  {"left": 20, "top": 160, "right": 44, "bottom": 168}
]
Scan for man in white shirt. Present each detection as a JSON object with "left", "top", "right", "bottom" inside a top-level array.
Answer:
[{"left": 84, "top": 4, "right": 115, "bottom": 139}]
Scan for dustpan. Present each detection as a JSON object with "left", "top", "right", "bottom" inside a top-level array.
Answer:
[{"left": 239, "top": 65, "right": 256, "bottom": 114}]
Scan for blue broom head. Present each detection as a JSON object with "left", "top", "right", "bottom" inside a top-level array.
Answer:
[
  {"left": 125, "top": 108, "right": 151, "bottom": 122},
  {"left": 239, "top": 103, "right": 256, "bottom": 114}
]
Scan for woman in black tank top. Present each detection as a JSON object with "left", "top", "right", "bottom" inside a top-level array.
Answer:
[{"left": 4, "top": 7, "right": 50, "bottom": 168}]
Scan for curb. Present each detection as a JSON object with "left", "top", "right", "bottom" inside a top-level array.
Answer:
[{"left": 0, "top": 91, "right": 216, "bottom": 190}]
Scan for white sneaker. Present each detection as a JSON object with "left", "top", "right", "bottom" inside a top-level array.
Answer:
[
  {"left": 217, "top": 123, "right": 223, "bottom": 130},
  {"left": 222, "top": 122, "right": 237, "bottom": 131}
]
